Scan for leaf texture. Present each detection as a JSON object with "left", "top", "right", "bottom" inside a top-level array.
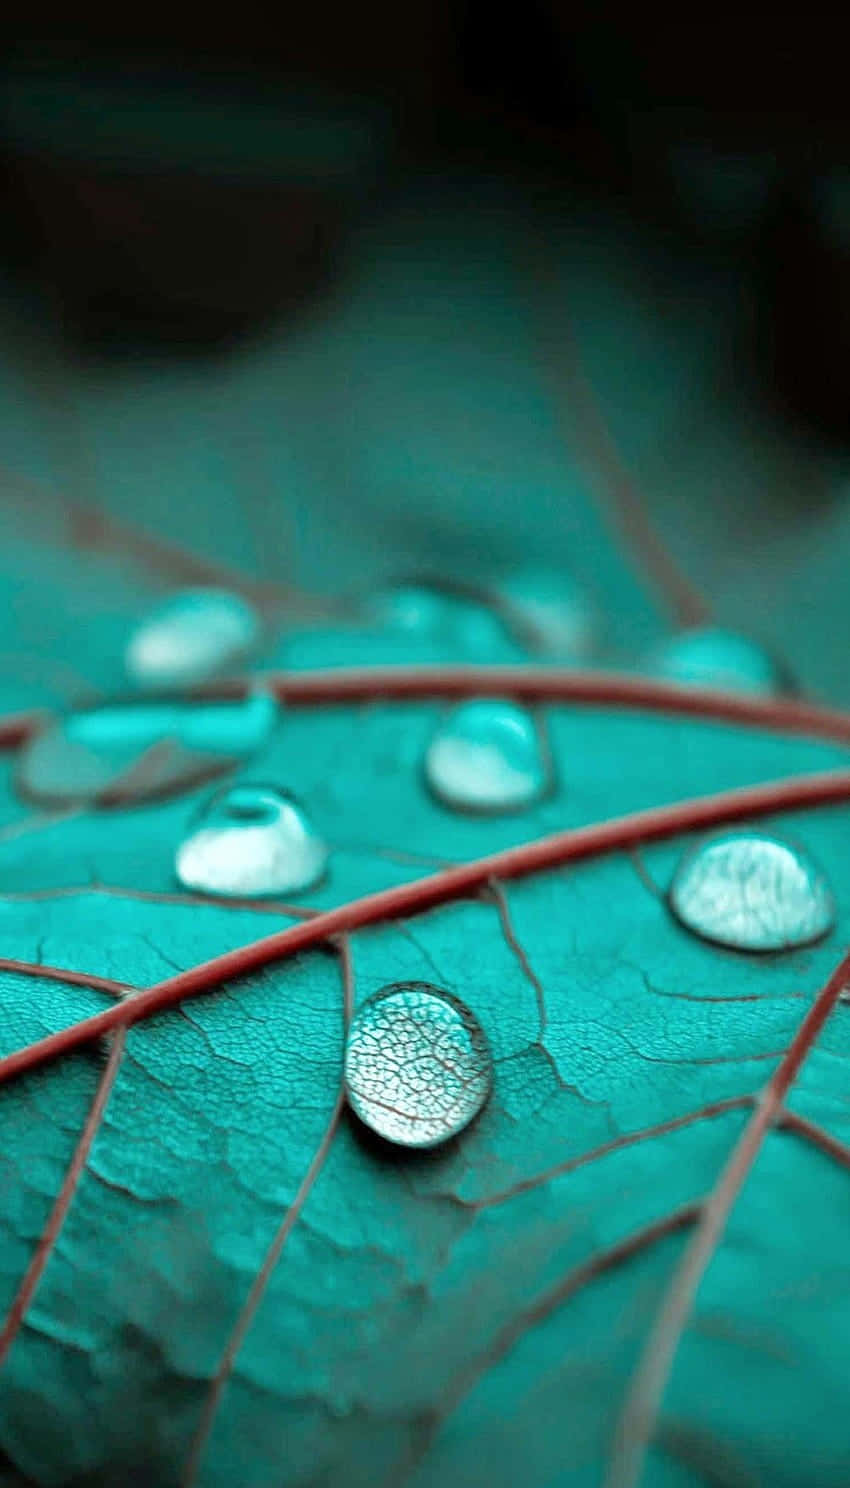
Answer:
[{"left": 1, "top": 175, "right": 850, "bottom": 1488}]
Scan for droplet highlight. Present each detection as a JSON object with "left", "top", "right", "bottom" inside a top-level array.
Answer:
[
  {"left": 647, "top": 628, "right": 790, "bottom": 697},
  {"left": 498, "top": 569, "right": 596, "bottom": 657},
  {"left": 17, "top": 691, "right": 277, "bottom": 807},
  {"left": 669, "top": 831, "right": 834, "bottom": 952},
  {"left": 424, "top": 699, "right": 549, "bottom": 812},
  {"left": 344, "top": 982, "right": 492, "bottom": 1148},
  {"left": 175, "top": 783, "right": 327, "bottom": 898},
  {"left": 126, "top": 589, "right": 260, "bottom": 690}
]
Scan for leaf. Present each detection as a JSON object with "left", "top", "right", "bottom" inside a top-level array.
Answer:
[{"left": 2, "top": 173, "right": 850, "bottom": 1488}]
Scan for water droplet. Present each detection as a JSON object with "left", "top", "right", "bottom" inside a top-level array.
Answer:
[
  {"left": 344, "top": 982, "right": 492, "bottom": 1148},
  {"left": 498, "top": 569, "right": 596, "bottom": 657},
  {"left": 175, "top": 783, "right": 327, "bottom": 898},
  {"left": 424, "top": 699, "right": 549, "bottom": 812},
  {"left": 126, "top": 589, "right": 260, "bottom": 690},
  {"left": 647, "top": 628, "right": 790, "bottom": 697},
  {"left": 17, "top": 691, "right": 277, "bottom": 807},
  {"left": 370, "top": 583, "right": 513, "bottom": 654},
  {"left": 669, "top": 831, "right": 834, "bottom": 952}
]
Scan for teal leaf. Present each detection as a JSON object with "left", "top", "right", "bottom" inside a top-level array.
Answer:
[
  {"left": 3, "top": 168, "right": 850, "bottom": 1488},
  {"left": 1, "top": 693, "right": 850, "bottom": 1486}
]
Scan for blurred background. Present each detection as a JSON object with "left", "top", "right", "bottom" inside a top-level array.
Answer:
[{"left": 2, "top": 13, "right": 850, "bottom": 701}]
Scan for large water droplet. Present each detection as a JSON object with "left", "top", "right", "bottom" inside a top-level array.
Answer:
[
  {"left": 424, "top": 699, "right": 549, "bottom": 812},
  {"left": 16, "top": 692, "right": 277, "bottom": 807},
  {"left": 647, "top": 628, "right": 790, "bottom": 696},
  {"left": 175, "top": 783, "right": 327, "bottom": 897},
  {"left": 126, "top": 589, "right": 261, "bottom": 690},
  {"left": 344, "top": 982, "right": 492, "bottom": 1148},
  {"left": 669, "top": 831, "right": 834, "bottom": 951},
  {"left": 498, "top": 569, "right": 596, "bottom": 657}
]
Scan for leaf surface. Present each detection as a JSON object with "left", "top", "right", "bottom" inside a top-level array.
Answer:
[{"left": 1, "top": 178, "right": 850, "bottom": 1488}]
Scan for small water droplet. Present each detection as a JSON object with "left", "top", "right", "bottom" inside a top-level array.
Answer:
[
  {"left": 498, "top": 569, "right": 596, "bottom": 657},
  {"left": 669, "top": 831, "right": 834, "bottom": 951},
  {"left": 424, "top": 699, "right": 549, "bottom": 812},
  {"left": 344, "top": 982, "right": 492, "bottom": 1148},
  {"left": 17, "top": 692, "right": 277, "bottom": 807},
  {"left": 175, "top": 783, "right": 327, "bottom": 897},
  {"left": 126, "top": 590, "right": 260, "bottom": 690},
  {"left": 370, "top": 583, "right": 512, "bottom": 653},
  {"left": 647, "top": 628, "right": 790, "bottom": 697}
]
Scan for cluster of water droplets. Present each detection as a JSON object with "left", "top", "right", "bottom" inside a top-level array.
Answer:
[
  {"left": 371, "top": 569, "right": 597, "bottom": 660},
  {"left": 9, "top": 578, "right": 840, "bottom": 1150}
]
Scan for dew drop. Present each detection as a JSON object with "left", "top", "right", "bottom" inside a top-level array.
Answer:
[
  {"left": 647, "top": 627, "right": 790, "bottom": 696},
  {"left": 16, "top": 691, "right": 277, "bottom": 807},
  {"left": 424, "top": 699, "right": 549, "bottom": 812},
  {"left": 344, "top": 982, "right": 492, "bottom": 1148},
  {"left": 126, "top": 589, "right": 260, "bottom": 690},
  {"left": 668, "top": 831, "right": 834, "bottom": 951},
  {"left": 498, "top": 569, "right": 596, "bottom": 657},
  {"left": 370, "top": 582, "right": 512, "bottom": 653},
  {"left": 175, "top": 783, "right": 327, "bottom": 897}
]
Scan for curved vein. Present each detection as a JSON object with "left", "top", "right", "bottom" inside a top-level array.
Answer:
[
  {"left": 4, "top": 667, "right": 850, "bottom": 756},
  {"left": 390, "top": 1201, "right": 702, "bottom": 1488},
  {"left": 0, "top": 958, "right": 131, "bottom": 997},
  {"left": 0, "top": 1027, "right": 127, "bottom": 1369},
  {"left": 606, "top": 942, "right": 850, "bottom": 1488},
  {"left": 224, "top": 666, "right": 850, "bottom": 747},
  {"left": 487, "top": 878, "right": 547, "bottom": 1037},
  {"left": 2, "top": 766, "right": 850, "bottom": 1087},
  {"left": 526, "top": 241, "right": 709, "bottom": 628},
  {"left": 0, "top": 462, "right": 310, "bottom": 615},
  {"left": 0, "top": 885, "right": 319, "bottom": 919},
  {"left": 471, "top": 1095, "right": 753, "bottom": 1211},
  {"left": 181, "top": 936, "right": 354, "bottom": 1487},
  {"left": 778, "top": 1109, "right": 850, "bottom": 1171},
  {"left": 0, "top": 712, "right": 47, "bottom": 749}
]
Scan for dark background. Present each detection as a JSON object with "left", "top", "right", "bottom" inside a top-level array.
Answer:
[{"left": 3, "top": 11, "right": 850, "bottom": 434}]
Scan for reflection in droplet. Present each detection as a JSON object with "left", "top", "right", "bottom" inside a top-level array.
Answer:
[
  {"left": 669, "top": 831, "right": 834, "bottom": 952},
  {"left": 498, "top": 569, "right": 596, "bottom": 657},
  {"left": 17, "top": 692, "right": 277, "bottom": 807},
  {"left": 175, "top": 783, "right": 327, "bottom": 897},
  {"left": 425, "top": 699, "right": 548, "bottom": 812},
  {"left": 647, "top": 628, "right": 790, "bottom": 696},
  {"left": 126, "top": 589, "right": 261, "bottom": 690},
  {"left": 344, "top": 982, "right": 492, "bottom": 1148}
]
